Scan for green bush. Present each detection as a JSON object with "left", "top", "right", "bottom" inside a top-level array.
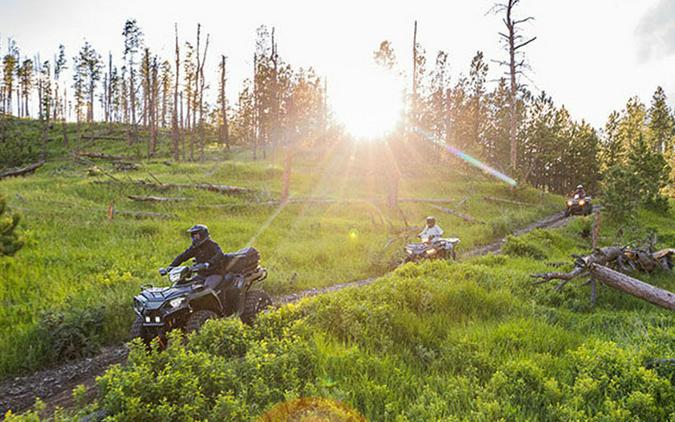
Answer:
[{"left": 0, "top": 194, "right": 23, "bottom": 256}]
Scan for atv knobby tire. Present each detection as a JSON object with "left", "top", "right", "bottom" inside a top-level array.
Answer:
[
  {"left": 185, "top": 309, "right": 218, "bottom": 333},
  {"left": 241, "top": 289, "right": 272, "bottom": 325},
  {"left": 130, "top": 316, "right": 154, "bottom": 347}
]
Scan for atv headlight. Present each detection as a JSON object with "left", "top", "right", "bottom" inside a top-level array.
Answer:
[
  {"left": 145, "top": 316, "right": 151, "bottom": 323},
  {"left": 405, "top": 247, "right": 413, "bottom": 255},
  {"left": 579, "top": 200, "right": 585, "bottom": 206},
  {"left": 426, "top": 248, "right": 436, "bottom": 255},
  {"left": 567, "top": 200, "right": 573, "bottom": 206},
  {"left": 169, "top": 297, "right": 186, "bottom": 308}
]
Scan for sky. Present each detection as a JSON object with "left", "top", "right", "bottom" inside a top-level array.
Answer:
[{"left": 1, "top": 0, "right": 674, "bottom": 132}]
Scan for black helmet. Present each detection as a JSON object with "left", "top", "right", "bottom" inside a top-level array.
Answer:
[
  {"left": 187, "top": 224, "right": 209, "bottom": 246},
  {"left": 426, "top": 216, "right": 436, "bottom": 226}
]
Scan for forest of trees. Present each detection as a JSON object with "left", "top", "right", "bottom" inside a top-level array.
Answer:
[{"left": 0, "top": 7, "right": 672, "bottom": 200}]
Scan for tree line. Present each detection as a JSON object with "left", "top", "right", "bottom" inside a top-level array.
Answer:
[
  {"left": 0, "top": 20, "right": 328, "bottom": 162},
  {"left": 0, "top": 3, "right": 672, "bottom": 207}
]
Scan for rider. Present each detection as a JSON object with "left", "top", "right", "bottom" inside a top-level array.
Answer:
[
  {"left": 167, "top": 224, "right": 226, "bottom": 290},
  {"left": 419, "top": 216, "right": 444, "bottom": 243},
  {"left": 573, "top": 184, "right": 586, "bottom": 198}
]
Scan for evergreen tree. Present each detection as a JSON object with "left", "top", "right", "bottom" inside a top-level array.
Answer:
[
  {"left": 602, "top": 164, "right": 641, "bottom": 223},
  {"left": 0, "top": 194, "right": 23, "bottom": 256},
  {"left": 647, "top": 86, "right": 673, "bottom": 154},
  {"left": 600, "top": 110, "right": 621, "bottom": 170},
  {"left": 627, "top": 133, "right": 671, "bottom": 211}
]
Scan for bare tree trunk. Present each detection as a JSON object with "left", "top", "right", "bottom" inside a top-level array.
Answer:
[
  {"left": 192, "top": 24, "right": 201, "bottom": 162},
  {"left": 197, "top": 32, "right": 209, "bottom": 162},
  {"left": 252, "top": 52, "right": 258, "bottom": 160},
  {"left": 493, "top": 0, "right": 536, "bottom": 173},
  {"left": 411, "top": 20, "right": 418, "bottom": 132},
  {"left": 172, "top": 23, "right": 181, "bottom": 161},
  {"left": 219, "top": 55, "right": 230, "bottom": 152},
  {"left": 589, "top": 264, "right": 675, "bottom": 311},
  {"left": 281, "top": 145, "right": 292, "bottom": 203}
]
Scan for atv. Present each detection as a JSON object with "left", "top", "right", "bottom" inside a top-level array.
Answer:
[
  {"left": 131, "top": 247, "right": 271, "bottom": 347},
  {"left": 404, "top": 236, "right": 460, "bottom": 263},
  {"left": 564, "top": 194, "right": 592, "bottom": 217}
]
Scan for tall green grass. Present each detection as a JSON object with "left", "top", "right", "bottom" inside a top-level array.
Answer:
[
  {"left": 28, "top": 204, "right": 673, "bottom": 421},
  {"left": 0, "top": 133, "right": 560, "bottom": 377}
]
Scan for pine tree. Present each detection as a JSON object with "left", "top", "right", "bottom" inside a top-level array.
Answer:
[
  {"left": 602, "top": 164, "right": 641, "bottom": 223},
  {"left": 0, "top": 194, "right": 23, "bottom": 256},
  {"left": 627, "top": 133, "right": 671, "bottom": 211},
  {"left": 647, "top": 86, "right": 673, "bottom": 154}
]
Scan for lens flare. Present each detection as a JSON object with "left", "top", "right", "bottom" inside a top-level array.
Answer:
[{"left": 412, "top": 128, "right": 517, "bottom": 187}]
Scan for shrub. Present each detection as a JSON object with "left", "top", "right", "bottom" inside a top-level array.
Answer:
[
  {"left": 0, "top": 194, "right": 23, "bottom": 256},
  {"left": 502, "top": 234, "right": 547, "bottom": 259}
]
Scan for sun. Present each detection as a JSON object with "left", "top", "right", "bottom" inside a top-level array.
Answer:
[{"left": 330, "top": 64, "right": 404, "bottom": 140}]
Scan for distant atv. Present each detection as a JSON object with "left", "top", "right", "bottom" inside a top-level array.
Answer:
[
  {"left": 131, "top": 247, "right": 271, "bottom": 347},
  {"left": 404, "top": 237, "right": 460, "bottom": 263},
  {"left": 565, "top": 194, "right": 592, "bottom": 217}
]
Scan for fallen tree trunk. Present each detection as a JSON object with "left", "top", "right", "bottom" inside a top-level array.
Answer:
[
  {"left": 0, "top": 160, "right": 45, "bottom": 180},
  {"left": 113, "top": 209, "right": 171, "bottom": 219},
  {"left": 128, "top": 195, "right": 187, "bottom": 202},
  {"left": 135, "top": 180, "right": 252, "bottom": 195},
  {"left": 589, "top": 264, "right": 675, "bottom": 311},
  {"left": 532, "top": 246, "right": 675, "bottom": 311},
  {"left": 483, "top": 195, "right": 535, "bottom": 206},
  {"left": 81, "top": 135, "right": 127, "bottom": 141},
  {"left": 430, "top": 204, "right": 482, "bottom": 224},
  {"left": 77, "top": 151, "right": 128, "bottom": 161},
  {"left": 398, "top": 198, "right": 454, "bottom": 204}
]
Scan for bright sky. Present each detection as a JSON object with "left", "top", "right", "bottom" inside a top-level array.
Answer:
[{"left": 2, "top": 0, "right": 674, "bottom": 132}]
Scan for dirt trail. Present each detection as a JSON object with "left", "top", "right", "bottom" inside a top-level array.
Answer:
[{"left": 0, "top": 210, "right": 574, "bottom": 418}]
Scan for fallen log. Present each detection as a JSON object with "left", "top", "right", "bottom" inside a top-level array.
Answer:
[
  {"left": 483, "top": 196, "right": 535, "bottom": 207},
  {"left": 532, "top": 246, "right": 675, "bottom": 311},
  {"left": 113, "top": 161, "right": 139, "bottom": 171},
  {"left": 81, "top": 135, "right": 127, "bottom": 141},
  {"left": 0, "top": 160, "right": 45, "bottom": 180},
  {"left": 589, "top": 264, "right": 675, "bottom": 311},
  {"left": 113, "top": 209, "right": 171, "bottom": 219},
  {"left": 77, "top": 151, "right": 128, "bottom": 161},
  {"left": 135, "top": 180, "right": 252, "bottom": 195},
  {"left": 398, "top": 198, "right": 454, "bottom": 204},
  {"left": 430, "top": 204, "right": 482, "bottom": 224},
  {"left": 128, "top": 195, "right": 187, "bottom": 202}
]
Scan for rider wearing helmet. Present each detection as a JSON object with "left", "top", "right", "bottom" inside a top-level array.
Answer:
[
  {"left": 168, "top": 224, "right": 226, "bottom": 290},
  {"left": 419, "top": 216, "right": 444, "bottom": 243},
  {"left": 573, "top": 184, "right": 586, "bottom": 198}
]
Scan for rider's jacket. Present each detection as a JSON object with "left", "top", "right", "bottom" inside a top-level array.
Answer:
[
  {"left": 170, "top": 238, "right": 226, "bottom": 276},
  {"left": 419, "top": 225, "right": 444, "bottom": 241}
]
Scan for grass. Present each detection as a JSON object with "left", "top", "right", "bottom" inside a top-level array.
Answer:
[
  {"left": 0, "top": 121, "right": 561, "bottom": 378},
  {"left": 22, "top": 202, "right": 672, "bottom": 421}
]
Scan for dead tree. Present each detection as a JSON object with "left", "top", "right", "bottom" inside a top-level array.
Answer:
[
  {"left": 172, "top": 23, "right": 181, "bottom": 161},
  {"left": 219, "top": 55, "right": 230, "bottom": 151},
  {"left": 491, "top": 0, "right": 536, "bottom": 173},
  {"left": 532, "top": 247, "right": 675, "bottom": 311},
  {"left": 411, "top": 20, "right": 419, "bottom": 131}
]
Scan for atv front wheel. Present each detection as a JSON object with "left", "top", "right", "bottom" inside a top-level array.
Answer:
[
  {"left": 185, "top": 309, "right": 218, "bottom": 333},
  {"left": 130, "top": 316, "right": 153, "bottom": 347},
  {"left": 564, "top": 209, "right": 570, "bottom": 217},
  {"left": 241, "top": 290, "right": 272, "bottom": 325}
]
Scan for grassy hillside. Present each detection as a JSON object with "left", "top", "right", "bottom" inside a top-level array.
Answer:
[
  {"left": 19, "top": 203, "right": 672, "bottom": 421},
  {"left": 0, "top": 123, "right": 561, "bottom": 378}
]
